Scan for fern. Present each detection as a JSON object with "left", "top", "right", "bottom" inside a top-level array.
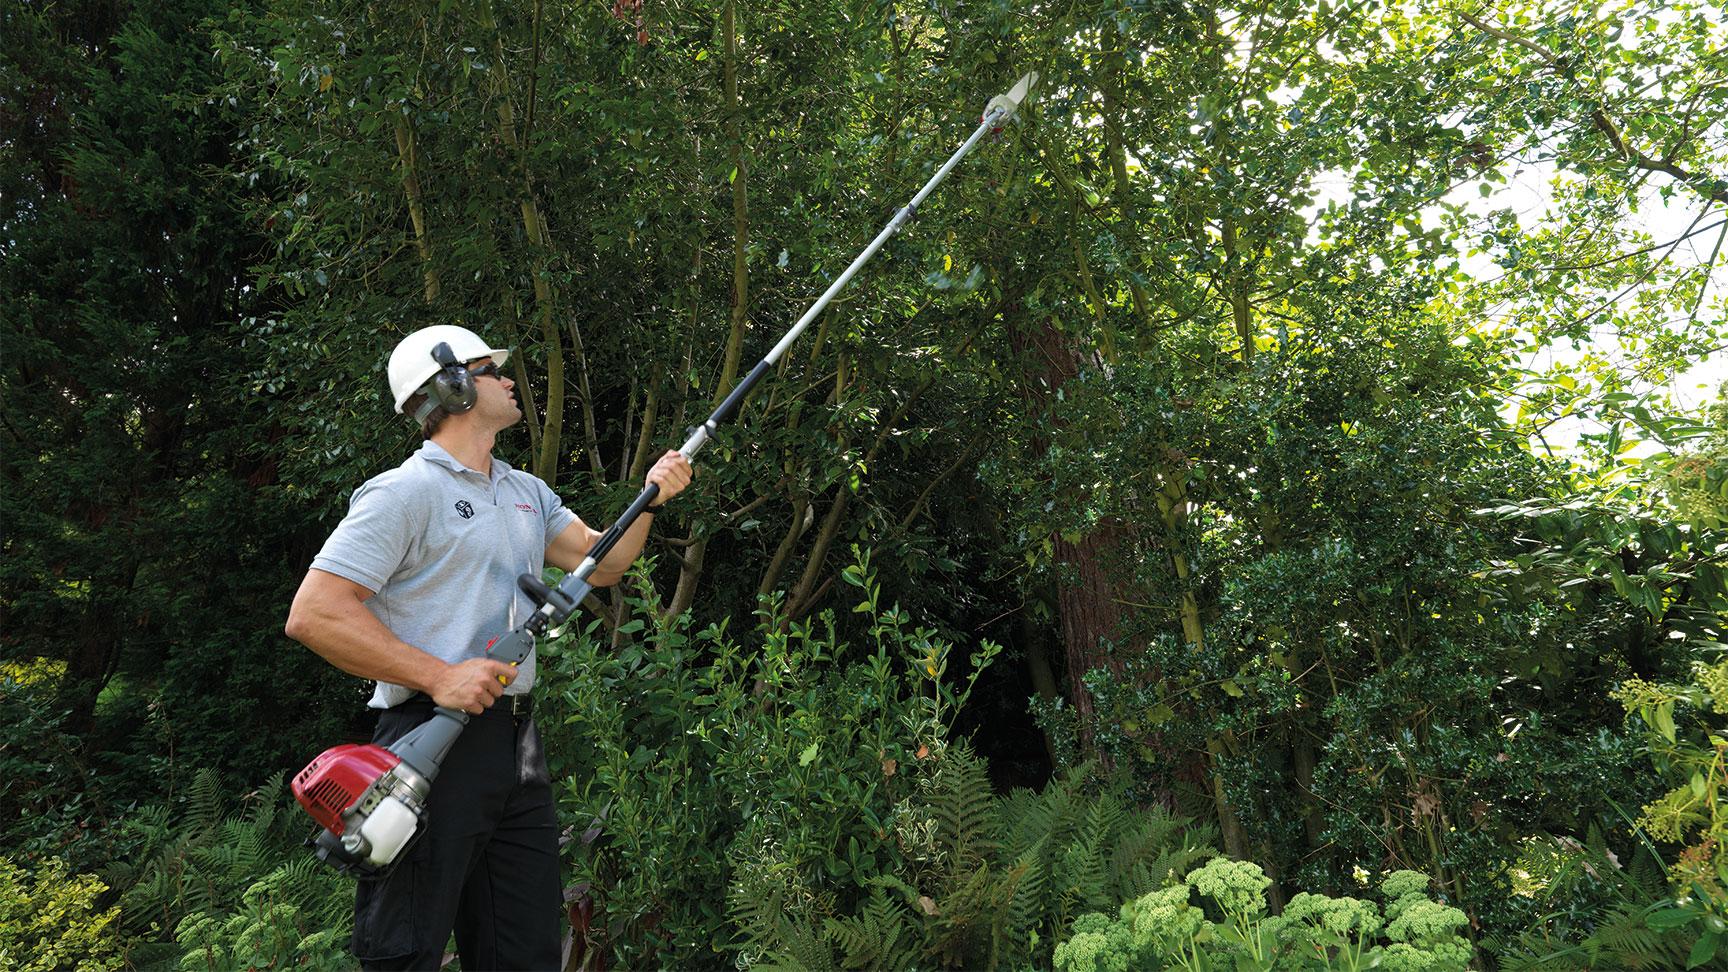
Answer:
[
  {"left": 778, "top": 915, "right": 841, "bottom": 972},
  {"left": 825, "top": 884, "right": 924, "bottom": 971},
  {"left": 1000, "top": 845, "right": 1048, "bottom": 966},
  {"left": 1122, "top": 811, "right": 1217, "bottom": 900},
  {"left": 1584, "top": 901, "right": 1696, "bottom": 968},
  {"left": 1054, "top": 793, "right": 1129, "bottom": 919},
  {"left": 998, "top": 773, "right": 1083, "bottom": 864},
  {"left": 730, "top": 839, "right": 843, "bottom": 971},
  {"left": 928, "top": 743, "right": 999, "bottom": 871},
  {"left": 105, "top": 770, "right": 346, "bottom": 971},
  {"left": 1495, "top": 900, "right": 1693, "bottom": 971},
  {"left": 728, "top": 753, "right": 1213, "bottom": 971},
  {"left": 1491, "top": 832, "right": 1704, "bottom": 971},
  {"left": 184, "top": 768, "right": 227, "bottom": 835},
  {"left": 928, "top": 859, "right": 1025, "bottom": 969},
  {"left": 172, "top": 863, "right": 351, "bottom": 972}
]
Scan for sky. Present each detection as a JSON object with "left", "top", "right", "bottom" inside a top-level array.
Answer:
[{"left": 1480, "top": 168, "right": 1726, "bottom": 411}]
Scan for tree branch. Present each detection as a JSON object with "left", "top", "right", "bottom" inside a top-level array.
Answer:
[{"left": 1459, "top": 12, "right": 1728, "bottom": 206}]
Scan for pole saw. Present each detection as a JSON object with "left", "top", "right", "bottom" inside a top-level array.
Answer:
[{"left": 291, "top": 71, "right": 1040, "bottom": 879}]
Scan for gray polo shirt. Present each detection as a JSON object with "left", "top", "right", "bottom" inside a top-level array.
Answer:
[{"left": 310, "top": 441, "right": 579, "bottom": 708}]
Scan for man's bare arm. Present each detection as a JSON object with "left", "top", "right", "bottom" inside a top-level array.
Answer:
[
  {"left": 285, "top": 568, "right": 517, "bottom": 714},
  {"left": 546, "top": 450, "right": 693, "bottom": 583}
]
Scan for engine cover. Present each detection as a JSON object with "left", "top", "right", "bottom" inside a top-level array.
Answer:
[
  {"left": 292, "top": 744, "right": 402, "bottom": 835},
  {"left": 294, "top": 703, "right": 468, "bottom": 879}
]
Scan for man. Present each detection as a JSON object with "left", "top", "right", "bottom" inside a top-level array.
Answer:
[{"left": 286, "top": 324, "right": 691, "bottom": 970}]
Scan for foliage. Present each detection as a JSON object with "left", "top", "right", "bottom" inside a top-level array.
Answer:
[
  {"left": 1021, "top": 298, "right": 1659, "bottom": 938},
  {"left": 548, "top": 550, "right": 1003, "bottom": 968},
  {"left": 0, "top": 0, "right": 358, "bottom": 796},
  {"left": 546, "top": 552, "right": 1213, "bottom": 969},
  {"left": 731, "top": 749, "right": 1217, "bottom": 971},
  {"left": 1614, "top": 668, "right": 1728, "bottom": 863},
  {"left": 1052, "top": 858, "right": 1471, "bottom": 972},
  {"left": 966, "top": 0, "right": 1722, "bottom": 939},
  {"left": 107, "top": 769, "right": 350, "bottom": 971},
  {"left": 0, "top": 856, "right": 126, "bottom": 972},
  {"left": 1438, "top": 0, "right": 1727, "bottom": 393},
  {"left": 1487, "top": 826, "right": 1709, "bottom": 971},
  {"left": 4, "top": 0, "right": 1726, "bottom": 968},
  {"left": 0, "top": 673, "right": 137, "bottom": 873},
  {"left": 1603, "top": 653, "right": 1728, "bottom": 970},
  {"left": 171, "top": 865, "right": 352, "bottom": 972},
  {"left": 1476, "top": 391, "right": 1728, "bottom": 968}
]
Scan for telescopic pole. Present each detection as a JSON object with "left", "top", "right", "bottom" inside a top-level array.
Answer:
[{"left": 488, "top": 71, "right": 1039, "bottom": 663}]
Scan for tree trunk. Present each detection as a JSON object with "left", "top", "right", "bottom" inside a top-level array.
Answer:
[
  {"left": 477, "top": 0, "right": 563, "bottom": 483},
  {"left": 372, "top": 5, "right": 440, "bottom": 306},
  {"left": 668, "top": 3, "right": 746, "bottom": 619},
  {"left": 392, "top": 112, "right": 439, "bottom": 304},
  {"left": 1005, "top": 299, "right": 1132, "bottom": 749}
]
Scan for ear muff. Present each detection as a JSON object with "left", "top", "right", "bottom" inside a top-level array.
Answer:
[{"left": 415, "top": 341, "right": 477, "bottom": 422}]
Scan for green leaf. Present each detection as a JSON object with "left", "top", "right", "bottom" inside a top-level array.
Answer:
[
  {"left": 798, "top": 741, "right": 820, "bottom": 766},
  {"left": 1688, "top": 930, "right": 1720, "bottom": 969},
  {"left": 1648, "top": 906, "right": 1702, "bottom": 930},
  {"left": 1655, "top": 701, "right": 1677, "bottom": 743}
]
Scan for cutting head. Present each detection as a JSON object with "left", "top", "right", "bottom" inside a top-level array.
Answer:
[{"left": 985, "top": 71, "right": 1041, "bottom": 125}]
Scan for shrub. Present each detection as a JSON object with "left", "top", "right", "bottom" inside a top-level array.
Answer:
[
  {"left": 0, "top": 674, "right": 132, "bottom": 873},
  {"left": 173, "top": 864, "right": 352, "bottom": 971},
  {"left": 1052, "top": 857, "right": 1472, "bottom": 972},
  {"left": 546, "top": 549, "right": 1004, "bottom": 968},
  {"left": 107, "top": 769, "right": 350, "bottom": 971},
  {"left": 730, "top": 748, "right": 1216, "bottom": 970},
  {"left": 545, "top": 549, "right": 1216, "bottom": 969},
  {"left": 0, "top": 856, "right": 125, "bottom": 972}
]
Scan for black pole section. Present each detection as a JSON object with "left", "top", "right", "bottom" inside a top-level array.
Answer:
[{"left": 714, "top": 359, "right": 773, "bottom": 427}]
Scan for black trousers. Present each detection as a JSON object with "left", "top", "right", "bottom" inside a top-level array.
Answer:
[{"left": 351, "top": 699, "right": 562, "bottom": 971}]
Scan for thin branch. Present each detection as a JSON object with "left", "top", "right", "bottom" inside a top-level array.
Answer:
[
  {"left": 724, "top": 491, "right": 773, "bottom": 521},
  {"left": 1690, "top": 219, "right": 1728, "bottom": 320},
  {"left": 1549, "top": 205, "right": 1713, "bottom": 335},
  {"left": 899, "top": 440, "right": 980, "bottom": 531},
  {"left": 1459, "top": 11, "right": 1728, "bottom": 206},
  {"left": 1539, "top": 218, "right": 1727, "bottom": 273},
  {"left": 1458, "top": 11, "right": 1558, "bottom": 63}
]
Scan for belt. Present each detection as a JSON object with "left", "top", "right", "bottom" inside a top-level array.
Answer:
[{"left": 399, "top": 692, "right": 532, "bottom": 718}]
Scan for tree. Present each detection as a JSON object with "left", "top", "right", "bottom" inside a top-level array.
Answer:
[{"left": 0, "top": 0, "right": 356, "bottom": 789}]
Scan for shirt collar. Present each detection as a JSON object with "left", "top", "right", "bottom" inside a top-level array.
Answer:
[{"left": 414, "top": 440, "right": 512, "bottom": 487}]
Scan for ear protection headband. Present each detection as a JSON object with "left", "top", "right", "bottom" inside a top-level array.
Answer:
[{"left": 414, "top": 341, "right": 477, "bottom": 423}]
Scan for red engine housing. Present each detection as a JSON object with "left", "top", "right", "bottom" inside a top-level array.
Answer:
[{"left": 292, "top": 744, "right": 401, "bottom": 836}]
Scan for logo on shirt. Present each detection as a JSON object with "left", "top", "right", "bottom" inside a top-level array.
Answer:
[
  {"left": 454, "top": 500, "right": 475, "bottom": 519},
  {"left": 515, "top": 503, "right": 537, "bottom": 514}
]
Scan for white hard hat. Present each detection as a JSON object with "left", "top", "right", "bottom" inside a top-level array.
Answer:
[{"left": 387, "top": 325, "right": 511, "bottom": 414}]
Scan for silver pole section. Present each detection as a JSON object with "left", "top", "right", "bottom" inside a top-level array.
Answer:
[
  {"left": 677, "top": 72, "right": 1039, "bottom": 462},
  {"left": 761, "top": 118, "right": 997, "bottom": 369}
]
